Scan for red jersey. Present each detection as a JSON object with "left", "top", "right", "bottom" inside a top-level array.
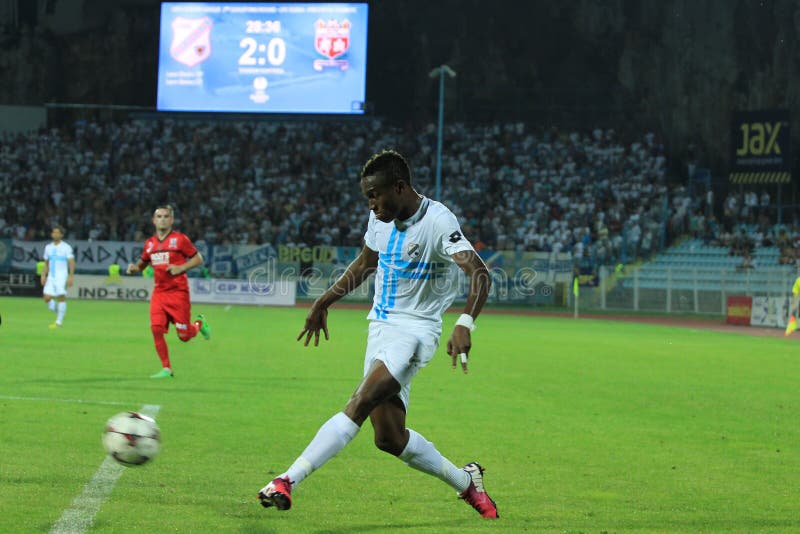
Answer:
[{"left": 141, "top": 231, "right": 198, "bottom": 293}]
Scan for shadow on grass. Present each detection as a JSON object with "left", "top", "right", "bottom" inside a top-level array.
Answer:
[
  {"left": 21, "top": 377, "right": 149, "bottom": 385},
  {"left": 311, "top": 519, "right": 471, "bottom": 533},
  {"left": 236, "top": 518, "right": 471, "bottom": 534}
]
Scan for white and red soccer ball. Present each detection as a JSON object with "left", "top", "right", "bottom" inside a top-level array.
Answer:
[{"left": 102, "top": 412, "right": 161, "bottom": 466}]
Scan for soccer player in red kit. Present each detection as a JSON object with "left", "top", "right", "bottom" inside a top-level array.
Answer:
[{"left": 127, "top": 205, "right": 211, "bottom": 378}]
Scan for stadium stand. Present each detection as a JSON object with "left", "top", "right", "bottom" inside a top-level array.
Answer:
[
  {"left": 623, "top": 238, "right": 795, "bottom": 294},
  {"left": 1, "top": 119, "right": 672, "bottom": 270}
]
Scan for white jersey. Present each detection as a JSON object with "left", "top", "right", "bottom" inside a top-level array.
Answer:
[
  {"left": 43, "top": 241, "right": 74, "bottom": 281},
  {"left": 364, "top": 197, "right": 473, "bottom": 330}
]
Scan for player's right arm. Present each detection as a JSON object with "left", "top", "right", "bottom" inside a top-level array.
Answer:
[
  {"left": 40, "top": 245, "right": 51, "bottom": 286},
  {"left": 297, "top": 243, "right": 378, "bottom": 346},
  {"left": 128, "top": 239, "right": 151, "bottom": 275},
  {"left": 40, "top": 259, "right": 49, "bottom": 286},
  {"left": 126, "top": 259, "right": 149, "bottom": 275}
]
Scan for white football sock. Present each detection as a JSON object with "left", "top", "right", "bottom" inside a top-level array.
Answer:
[
  {"left": 47, "top": 300, "right": 56, "bottom": 312},
  {"left": 56, "top": 301, "right": 67, "bottom": 325},
  {"left": 282, "top": 412, "right": 360, "bottom": 487},
  {"left": 399, "top": 429, "right": 470, "bottom": 492}
]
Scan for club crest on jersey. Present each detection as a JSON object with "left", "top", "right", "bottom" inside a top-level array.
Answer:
[
  {"left": 146, "top": 242, "right": 153, "bottom": 252},
  {"left": 313, "top": 19, "right": 350, "bottom": 71},
  {"left": 169, "top": 237, "right": 178, "bottom": 248},
  {"left": 170, "top": 16, "right": 212, "bottom": 68},
  {"left": 406, "top": 242, "right": 421, "bottom": 259}
]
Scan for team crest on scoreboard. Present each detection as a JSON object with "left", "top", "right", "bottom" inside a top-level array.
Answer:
[
  {"left": 313, "top": 19, "right": 351, "bottom": 71},
  {"left": 170, "top": 16, "right": 213, "bottom": 68}
]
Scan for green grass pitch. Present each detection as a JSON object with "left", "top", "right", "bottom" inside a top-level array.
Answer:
[{"left": 1, "top": 296, "right": 799, "bottom": 533}]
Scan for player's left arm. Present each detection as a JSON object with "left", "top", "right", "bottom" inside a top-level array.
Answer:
[
  {"left": 67, "top": 257, "right": 76, "bottom": 288},
  {"left": 447, "top": 250, "right": 491, "bottom": 374},
  {"left": 166, "top": 235, "right": 203, "bottom": 275},
  {"left": 167, "top": 252, "right": 203, "bottom": 276}
]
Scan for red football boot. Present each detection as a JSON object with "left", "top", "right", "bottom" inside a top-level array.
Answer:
[
  {"left": 257, "top": 476, "right": 292, "bottom": 510},
  {"left": 459, "top": 462, "right": 499, "bottom": 518}
]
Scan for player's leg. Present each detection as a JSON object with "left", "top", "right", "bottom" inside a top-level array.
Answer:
[
  {"left": 369, "top": 399, "right": 471, "bottom": 489},
  {"left": 370, "top": 399, "right": 497, "bottom": 517},
  {"left": 257, "top": 359, "right": 399, "bottom": 510},
  {"left": 369, "top": 329, "right": 498, "bottom": 519},
  {"left": 168, "top": 292, "right": 209, "bottom": 342},
  {"left": 167, "top": 292, "right": 200, "bottom": 343},
  {"left": 49, "top": 275, "right": 68, "bottom": 326},
  {"left": 274, "top": 325, "right": 412, "bottom": 486},
  {"left": 43, "top": 277, "right": 57, "bottom": 323},
  {"left": 149, "top": 296, "right": 173, "bottom": 378},
  {"left": 43, "top": 293, "right": 55, "bottom": 312},
  {"left": 55, "top": 295, "right": 67, "bottom": 326},
  {"left": 45, "top": 276, "right": 68, "bottom": 327}
]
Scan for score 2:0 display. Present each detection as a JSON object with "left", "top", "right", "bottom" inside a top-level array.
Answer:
[
  {"left": 239, "top": 37, "right": 286, "bottom": 66},
  {"left": 157, "top": 2, "right": 368, "bottom": 114}
]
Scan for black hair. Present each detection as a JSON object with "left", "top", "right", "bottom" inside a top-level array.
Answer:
[{"left": 361, "top": 149, "right": 412, "bottom": 186}]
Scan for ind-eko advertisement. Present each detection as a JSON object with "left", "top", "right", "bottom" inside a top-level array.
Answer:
[{"left": 157, "top": 2, "right": 368, "bottom": 114}]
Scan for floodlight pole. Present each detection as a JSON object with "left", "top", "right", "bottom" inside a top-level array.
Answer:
[{"left": 429, "top": 65, "right": 456, "bottom": 200}]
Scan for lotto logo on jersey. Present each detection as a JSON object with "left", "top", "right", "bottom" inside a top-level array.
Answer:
[{"left": 151, "top": 252, "right": 170, "bottom": 265}]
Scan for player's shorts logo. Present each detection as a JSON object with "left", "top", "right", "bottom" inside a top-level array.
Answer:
[
  {"left": 313, "top": 19, "right": 350, "bottom": 71},
  {"left": 170, "top": 16, "right": 212, "bottom": 68},
  {"left": 449, "top": 231, "right": 463, "bottom": 243}
]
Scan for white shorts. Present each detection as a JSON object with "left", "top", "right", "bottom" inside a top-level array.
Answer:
[
  {"left": 43, "top": 275, "right": 67, "bottom": 297},
  {"left": 363, "top": 321, "right": 439, "bottom": 410}
]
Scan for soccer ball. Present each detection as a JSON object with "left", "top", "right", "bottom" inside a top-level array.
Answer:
[{"left": 102, "top": 411, "right": 161, "bottom": 466}]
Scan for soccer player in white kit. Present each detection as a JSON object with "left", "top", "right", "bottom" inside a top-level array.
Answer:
[
  {"left": 258, "top": 150, "right": 498, "bottom": 519},
  {"left": 41, "top": 226, "right": 75, "bottom": 328}
]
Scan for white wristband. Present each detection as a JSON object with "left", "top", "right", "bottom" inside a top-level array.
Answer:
[{"left": 455, "top": 313, "right": 476, "bottom": 331}]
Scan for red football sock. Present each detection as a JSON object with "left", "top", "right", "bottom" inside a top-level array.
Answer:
[{"left": 152, "top": 331, "right": 171, "bottom": 369}]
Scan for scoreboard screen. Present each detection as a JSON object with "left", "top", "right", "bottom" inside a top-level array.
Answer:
[{"left": 157, "top": 2, "right": 368, "bottom": 114}]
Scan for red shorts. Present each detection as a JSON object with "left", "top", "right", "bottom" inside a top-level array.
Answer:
[{"left": 150, "top": 290, "right": 191, "bottom": 333}]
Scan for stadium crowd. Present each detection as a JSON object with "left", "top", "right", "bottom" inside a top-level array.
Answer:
[
  {"left": 1, "top": 118, "right": 676, "bottom": 265},
  {"left": 1, "top": 3, "right": 793, "bottom": 270},
  {"left": 685, "top": 189, "right": 797, "bottom": 264},
  {"left": 0, "top": 117, "right": 785, "bottom": 267}
]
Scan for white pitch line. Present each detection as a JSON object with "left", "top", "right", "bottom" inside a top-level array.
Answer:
[
  {"left": 49, "top": 404, "right": 161, "bottom": 534},
  {"left": 0, "top": 394, "right": 134, "bottom": 407}
]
